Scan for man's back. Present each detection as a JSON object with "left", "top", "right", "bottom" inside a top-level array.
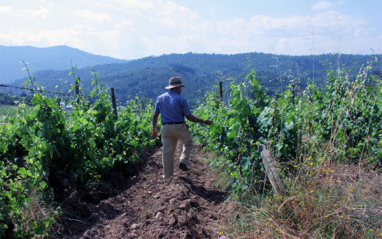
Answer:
[{"left": 154, "top": 90, "right": 191, "bottom": 124}]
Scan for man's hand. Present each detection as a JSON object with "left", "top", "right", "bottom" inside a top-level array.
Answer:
[
  {"left": 186, "top": 115, "right": 213, "bottom": 126},
  {"left": 152, "top": 129, "right": 158, "bottom": 139},
  {"left": 204, "top": 119, "right": 213, "bottom": 125}
]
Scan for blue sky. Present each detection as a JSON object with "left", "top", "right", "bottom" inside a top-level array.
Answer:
[{"left": 0, "top": 0, "right": 381, "bottom": 60}]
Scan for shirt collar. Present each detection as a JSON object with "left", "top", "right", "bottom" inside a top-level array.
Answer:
[{"left": 169, "top": 89, "right": 180, "bottom": 95}]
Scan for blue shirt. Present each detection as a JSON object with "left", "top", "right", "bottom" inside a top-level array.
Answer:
[{"left": 154, "top": 90, "right": 192, "bottom": 123}]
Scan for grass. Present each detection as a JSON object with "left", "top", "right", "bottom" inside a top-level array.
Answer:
[
  {"left": 0, "top": 105, "right": 16, "bottom": 122},
  {"left": 0, "top": 104, "right": 36, "bottom": 125},
  {"left": 0, "top": 105, "right": 17, "bottom": 126},
  {"left": 215, "top": 154, "right": 382, "bottom": 239},
  {"left": 210, "top": 56, "right": 382, "bottom": 238},
  {"left": 0, "top": 104, "right": 73, "bottom": 125}
]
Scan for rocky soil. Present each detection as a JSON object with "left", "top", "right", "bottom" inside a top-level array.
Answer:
[{"left": 51, "top": 144, "right": 230, "bottom": 239}]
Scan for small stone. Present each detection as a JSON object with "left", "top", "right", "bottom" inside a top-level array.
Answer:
[
  {"left": 179, "top": 199, "right": 191, "bottom": 209},
  {"left": 105, "top": 225, "right": 111, "bottom": 230},
  {"left": 168, "top": 215, "right": 177, "bottom": 226},
  {"left": 90, "top": 212, "right": 99, "bottom": 219},
  {"left": 155, "top": 212, "right": 164, "bottom": 219},
  {"left": 130, "top": 223, "right": 138, "bottom": 230},
  {"left": 83, "top": 230, "right": 93, "bottom": 238},
  {"left": 169, "top": 198, "right": 177, "bottom": 205},
  {"left": 130, "top": 223, "right": 143, "bottom": 230}
]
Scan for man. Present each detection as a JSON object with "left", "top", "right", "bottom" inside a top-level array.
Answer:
[{"left": 152, "top": 77, "right": 213, "bottom": 182}]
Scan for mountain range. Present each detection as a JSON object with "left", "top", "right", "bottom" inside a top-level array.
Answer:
[
  {"left": 0, "top": 45, "right": 127, "bottom": 84},
  {"left": 1, "top": 45, "right": 381, "bottom": 107}
]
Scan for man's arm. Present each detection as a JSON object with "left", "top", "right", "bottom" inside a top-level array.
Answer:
[
  {"left": 152, "top": 112, "right": 159, "bottom": 138},
  {"left": 186, "top": 115, "right": 213, "bottom": 125}
]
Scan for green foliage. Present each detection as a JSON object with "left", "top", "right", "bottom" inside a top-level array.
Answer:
[
  {"left": 0, "top": 68, "right": 156, "bottom": 238},
  {"left": 192, "top": 70, "right": 271, "bottom": 196},
  {"left": 190, "top": 59, "right": 382, "bottom": 238},
  {"left": 290, "top": 63, "right": 382, "bottom": 164},
  {"left": 192, "top": 61, "right": 382, "bottom": 198},
  {"left": 258, "top": 87, "right": 299, "bottom": 162},
  {"left": 0, "top": 103, "right": 57, "bottom": 238}
]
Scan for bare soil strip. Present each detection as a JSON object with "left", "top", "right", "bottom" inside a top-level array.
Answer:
[{"left": 52, "top": 144, "right": 229, "bottom": 239}]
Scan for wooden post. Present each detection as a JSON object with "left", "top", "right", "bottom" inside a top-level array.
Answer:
[
  {"left": 292, "top": 83, "right": 295, "bottom": 105},
  {"left": 219, "top": 82, "right": 223, "bottom": 101},
  {"left": 111, "top": 88, "right": 118, "bottom": 120},
  {"left": 260, "top": 144, "right": 286, "bottom": 196},
  {"left": 76, "top": 76, "right": 80, "bottom": 104}
]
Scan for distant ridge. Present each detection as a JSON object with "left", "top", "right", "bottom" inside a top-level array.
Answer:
[
  {"left": 4, "top": 51, "right": 380, "bottom": 108},
  {"left": 0, "top": 45, "right": 127, "bottom": 83},
  {"left": 1, "top": 46, "right": 380, "bottom": 107}
]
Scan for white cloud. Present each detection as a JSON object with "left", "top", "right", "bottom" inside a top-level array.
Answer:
[
  {"left": 191, "top": 10, "right": 377, "bottom": 56},
  {"left": 97, "top": 20, "right": 134, "bottom": 47},
  {"left": 141, "top": 4, "right": 377, "bottom": 56},
  {"left": 113, "top": 0, "right": 155, "bottom": 9},
  {"left": 116, "top": 20, "right": 134, "bottom": 30},
  {"left": 97, "top": 0, "right": 156, "bottom": 15},
  {"left": 77, "top": 9, "right": 111, "bottom": 22},
  {"left": 311, "top": 1, "right": 334, "bottom": 11},
  {"left": 20, "top": 7, "right": 50, "bottom": 19},
  {"left": 0, "top": 6, "right": 12, "bottom": 14},
  {"left": 0, "top": 25, "right": 93, "bottom": 48},
  {"left": 249, "top": 15, "right": 309, "bottom": 32},
  {"left": 149, "top": 1, "right": 200, "bottom": 29},
  {"left": 0, "top": 5, "right": 50, "bottom": 18},
  {"left": 0, "top": 0, "right": 379, "bottom": 58}
]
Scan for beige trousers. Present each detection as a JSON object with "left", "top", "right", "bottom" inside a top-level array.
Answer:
[{"left": 161, "top": 124, "right": 194, "bottom": 179}]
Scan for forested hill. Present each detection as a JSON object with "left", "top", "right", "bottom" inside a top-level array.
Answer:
[{"left": 7, "top": 52, "right": 382, "bottom": 107}]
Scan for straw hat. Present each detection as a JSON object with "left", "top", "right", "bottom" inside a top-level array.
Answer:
[{"left": 165, "top": 77, "right": 186, "bottom": 89}]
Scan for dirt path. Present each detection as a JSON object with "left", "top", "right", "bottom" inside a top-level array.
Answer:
[{"left": 53, "top": 144, "right": 229, "bottom": 239}]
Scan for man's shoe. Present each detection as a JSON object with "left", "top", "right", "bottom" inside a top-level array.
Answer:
[
  {"left": 179, "top": 163, "right": 188, "bottom": 171},
  {"left": 164, "top": 176, "right": 173, "bottom": 186}
]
